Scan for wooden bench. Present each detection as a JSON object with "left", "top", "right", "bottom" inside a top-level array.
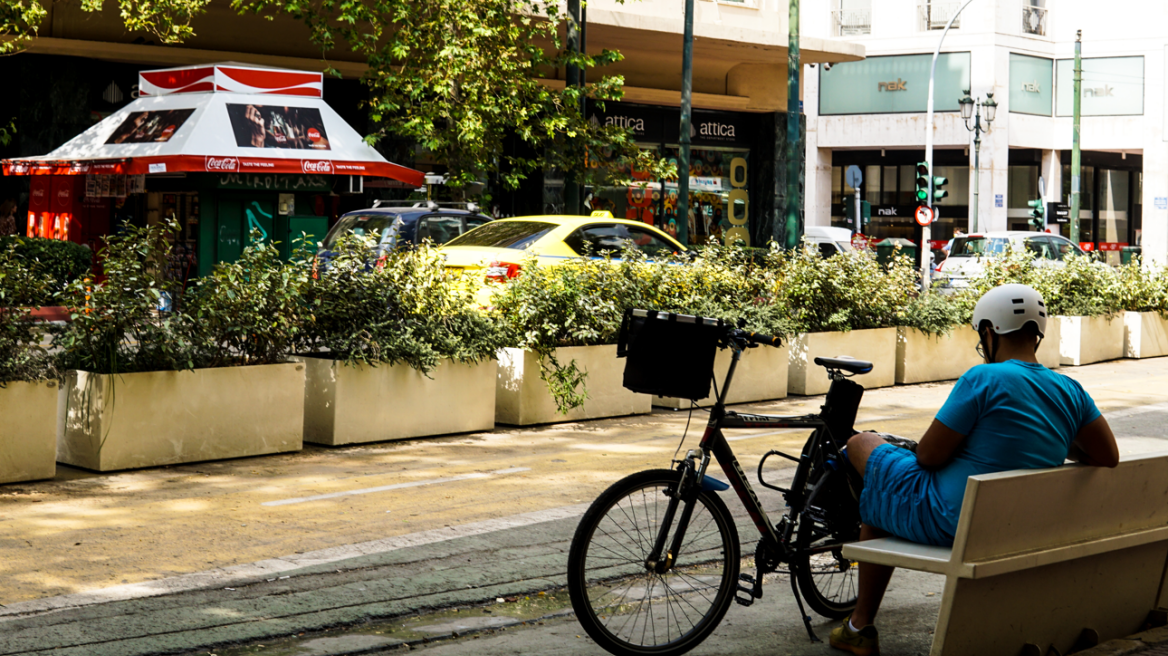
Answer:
[{"left": 842, "top": 451, "right": 1168, "bottom": 656}]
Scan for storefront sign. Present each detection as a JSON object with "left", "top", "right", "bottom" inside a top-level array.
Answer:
[
  {"left": 586, "top": 100, "right": 752, "bottom": 147},
  {"left": 995, "top": 194, "right": 1003, "bottom": 208},
  {"left": 1056, "top": 57, "right": 1144, "bottom": 116},
  {"left": 1155, "top": 197, "right": 1167, "bottom": 210},
  {"left": 1009, "top": 54, "right": 1053, "bottom": 117},
  {"left": 216, "top": 173, "right": 331, "bottom": 191},
  {"left": 819, "top": 53, "right": 971, "bottom": 115}
]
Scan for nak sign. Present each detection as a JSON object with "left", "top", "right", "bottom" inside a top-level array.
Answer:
[{"left": 915, "top": 205, "right": 935, "bottom": 226}]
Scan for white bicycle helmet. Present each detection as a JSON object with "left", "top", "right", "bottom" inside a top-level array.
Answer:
[{"left": 971, "top": 283, "right": 1047, "bottom": 337}]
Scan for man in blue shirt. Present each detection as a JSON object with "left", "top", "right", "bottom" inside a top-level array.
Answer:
[{"left": 830, "top": 284, "right": 1119, "bottom": 656}]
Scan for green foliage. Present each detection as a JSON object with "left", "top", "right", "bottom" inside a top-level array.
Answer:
[
  {"left": 0, "top": 0, "right": 208, "bottom": 53},
  {"left": 772, "top": 245, "right": 918, "bottom": 334},
  {"left": 182, "top": 232, "right": 311, "bottom": 368},
  {"left": 0, "top": 236, "right": 93, "bottom": 306},
  {"left": 1115, "top": 258, "right": 1168, "bottom": 315},
  {"left": 896, "top": 292, "right": 966, "bottom": 337},
  {"left": 964, "top": 247, "right": 1122, "bottom": 318},
  {"left": 0, "top": 242, "right": 57, "bottom": 383},
  {"left": 53, "top": 221, "right": 193, "bottom": 375},
  {"left": 232, "top": 0, "right": 673, "bottom": 192},
  {"left": 301, "top": 235, "right": 503, "bottom": 373},
  {"left": 490, "top": 243, "right": 796, "bottom": 413}
]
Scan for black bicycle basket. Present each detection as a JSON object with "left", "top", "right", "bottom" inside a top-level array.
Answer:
[{"left": 616, "top": 309, "right": 727, "bottom": 401}]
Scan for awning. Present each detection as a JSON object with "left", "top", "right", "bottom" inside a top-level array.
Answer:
[{"left": 2, "top": 63, "right": 424, "bottom": 187}]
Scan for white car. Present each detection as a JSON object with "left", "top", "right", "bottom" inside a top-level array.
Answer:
[
  {"left": 805, "top": 226, "right": 856, "bottom": 257},
  {"left": 934, "top": 231, "right": 1088, "bottom": 292}
]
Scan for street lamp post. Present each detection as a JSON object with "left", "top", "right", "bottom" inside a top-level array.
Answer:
[{"left": 959, "top": 89, "right": 996, "bottom": 234}]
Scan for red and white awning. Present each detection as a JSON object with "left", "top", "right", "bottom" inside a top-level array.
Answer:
[{"left": 3, "top": 63, "right": 424, "bottom": 187}]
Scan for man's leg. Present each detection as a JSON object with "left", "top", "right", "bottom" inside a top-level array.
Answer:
[{"left": 845, "top": 432, "right": 896, "bottom": 627}]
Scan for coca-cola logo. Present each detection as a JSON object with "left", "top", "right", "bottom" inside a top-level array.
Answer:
[
  {"left": 205, "top": 157, "right": 239, "bottom": 172},
  {"left": 302, "top": 160, "right": 333, "bottom": 174},
  {"left": 32, "top": 188, "right": 44, "bottom": 200},
  {"left": 57, "top": 188, "right": 71, "bottom": 201}
]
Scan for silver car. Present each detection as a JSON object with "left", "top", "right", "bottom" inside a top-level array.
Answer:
[{"left": 934, "top": 231, "right": 1088, "bottom": 292}]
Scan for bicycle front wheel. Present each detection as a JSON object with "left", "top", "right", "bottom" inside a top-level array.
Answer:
[{"left": 567, "top": 469, "right": 740, "bottom": 656}]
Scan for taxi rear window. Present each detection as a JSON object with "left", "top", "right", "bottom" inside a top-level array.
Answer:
[{"left": 445, "top": 221, "right": 556, "bottom": 249}]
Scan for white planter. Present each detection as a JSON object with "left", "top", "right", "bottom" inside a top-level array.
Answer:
[
  {"left": 496, "top": 345, "right": 651, "bottom": 426},
  {"left": 1124, "top": 311, "right": 1168, "bottom": 359},
  {"left": 57, "top": 363, "right": 305, "bottom": 472},
  {"left": 655, "top": 343, "right": 789, "bottom": 409},
  {"left": 1036, "top": 317, "right": 1062, "bottom": 370},
  {"left": 896, "top": 327, "right": 983, "bottom": 385},
  {"left": 299, "top": 356, "right": 496, "bottom": 445},
  {"left": 0, "top": 380, "right": 58, "bottom": 484},
  {"left": 1058, "top": 315, "right": 1124, "bottom": 366},
  {"left": 788, "top": 328, "right": 897, "bottom": 396}
]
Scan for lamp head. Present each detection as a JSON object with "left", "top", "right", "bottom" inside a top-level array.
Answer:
[
  {"left": 959, "top": 89, "right": 974, "bottom": 120},
  {"left": 983, "top": 92, "right": 998, "bottom": 123}
]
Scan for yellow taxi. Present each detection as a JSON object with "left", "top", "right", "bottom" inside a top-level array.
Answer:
[{"left": 439, "top": 211, "right": 686, "bottom": 290}]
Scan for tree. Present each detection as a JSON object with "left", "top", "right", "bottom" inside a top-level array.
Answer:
[
  {"left": 231, "top": 0, "right": 673, "bottom": 193},
  {"left": 0, "top": 0, "right": 211, "bottom": 53}
]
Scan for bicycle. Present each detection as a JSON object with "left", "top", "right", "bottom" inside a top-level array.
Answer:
[{"left": 567, "top": 309, "right": 878, "bottom": 656}]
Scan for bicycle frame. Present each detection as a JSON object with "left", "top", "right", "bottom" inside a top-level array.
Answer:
[{"left": 644, "top": 337, "right": 859, "bottom": 640}]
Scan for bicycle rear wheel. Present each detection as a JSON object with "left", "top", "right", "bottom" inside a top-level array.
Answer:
[
  {"left": 790, "top": 466, "right": 861, "bottom": 619},
  {"left": 567, "top": 469, "right": 740, "bottom": 656}
]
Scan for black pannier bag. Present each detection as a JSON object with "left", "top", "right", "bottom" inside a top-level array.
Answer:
[{"left": 617, "top": 309, "right": 727, "bottom": 401}]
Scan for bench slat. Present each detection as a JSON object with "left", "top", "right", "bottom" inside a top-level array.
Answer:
[{"left": 842, "top": 537, "right": 959, "bottom": 576}]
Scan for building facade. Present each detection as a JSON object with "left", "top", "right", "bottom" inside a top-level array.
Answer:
[
  {"left": 801, "top": 0, "right": 1168, "bottom": 264},
  {"left": 3, "top": 0, "right": 864, "bottom": 249}
]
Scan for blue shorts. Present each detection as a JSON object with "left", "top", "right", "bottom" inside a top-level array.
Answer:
[{"left": 858, "top": 444, "right": 955, "bottom": 547}]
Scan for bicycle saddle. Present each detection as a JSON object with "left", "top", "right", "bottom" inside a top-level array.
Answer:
[{"left": 814, "top": 356, "right": 873, "bottom": 375}]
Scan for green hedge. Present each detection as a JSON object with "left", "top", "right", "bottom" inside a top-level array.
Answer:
[{"left": 0, "top": 236, "right": 93, "bottom": 306}]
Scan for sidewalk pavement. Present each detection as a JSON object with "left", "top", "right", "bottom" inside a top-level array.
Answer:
[{"left": 2, "top": 357, "right": 1167, "bottom": 655}]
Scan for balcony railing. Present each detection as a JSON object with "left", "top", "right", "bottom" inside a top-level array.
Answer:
[
  {"left": 918, "top": 1, "right": 962, "bottom": 31},
  {"left": 1022, "top": 5, "right": 1049, "bottom": 36},
  {"left": 832, "top": 9, "right": 871, "bottom": 36}
]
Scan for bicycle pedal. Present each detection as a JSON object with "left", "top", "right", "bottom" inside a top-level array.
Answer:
[{"left": 735, "top": 573, "right": 762, "bottom": 607}]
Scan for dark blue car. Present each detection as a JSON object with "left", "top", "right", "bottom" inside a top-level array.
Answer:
[{"left": 316, "top": 201, "right": 494, "bottom": 267}]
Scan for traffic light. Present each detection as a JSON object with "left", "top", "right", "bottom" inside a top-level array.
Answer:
[
  {"left": 914, "top": 162, "right": 930, "bottom": 203},
  {"left": 1028, "top": 198, "right": 1045, "bottom": 229},
  {"left": 932, "top": 175, "right": 949, "bottom": 203}
]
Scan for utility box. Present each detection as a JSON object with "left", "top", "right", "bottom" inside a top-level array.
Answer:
[
  {"left": 1121, "top": 246, "right": 1141, "bottom": 265},
  {"left": 874, "top": 238, "right": 917, "bottom": 266}
]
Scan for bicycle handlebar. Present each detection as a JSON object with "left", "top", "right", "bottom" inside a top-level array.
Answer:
[{"left": 731, "top": 329, "right": 782, "bottom": 348}]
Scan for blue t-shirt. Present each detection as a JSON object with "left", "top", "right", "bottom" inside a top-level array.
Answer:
[{"left": 929, "top": 360, "right": 1101, "bottom": 537}]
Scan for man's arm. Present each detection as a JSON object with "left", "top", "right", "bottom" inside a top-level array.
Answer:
[
  {"left": 916, "top": 419, "right": 968, "bottom": 470},
  {"left": 1069, "top": 415, "right": 1119, "bottom": 467}
]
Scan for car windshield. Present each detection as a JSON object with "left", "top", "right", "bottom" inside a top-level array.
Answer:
[
  {"left": 323, "top": 214, "right": 399, "bottom": 250},
  {"left": 950, "top": 237, "right": 1009, "bottom": 257},
  {"left": 445, "top": 220, "right": 557, "bottom": 250}
]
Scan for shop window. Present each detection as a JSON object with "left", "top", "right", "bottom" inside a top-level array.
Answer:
[
  {"left": 898, "top": 166, "right": 915, "bottom": 205},
  {"left": 932, "top": 166, "right": 970, "bottom": 206},
  {"left": 832, "top": 166, "right": 843, "bottom": 205},
  {"left": 881, "top": 166, "right": 898, "bottom": 205},
  {"left": 1007, "top": 166, "right": 1039, "bottom": 209},
  {"left": 657, "top": 146, "right": 750, "bottom": 245}
]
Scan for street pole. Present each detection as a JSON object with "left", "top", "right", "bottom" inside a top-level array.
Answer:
[
  {"left": 675, "top": 0, "right": 694, "bottom": 246},
  {"left": 1070, "top": 30, "right": 1082, "bottom": 245},
  {"left": 783, "top": 0, "right": 802, "bottom": 250},
  {"left": 923, "top": 0, "right": 975, "bottom": 291},
  {"left": 564, "top": 0, "right": 582, "bottom": 215},
  {"left": 972, "top": 103, "right": 981, "bottom": 232}
]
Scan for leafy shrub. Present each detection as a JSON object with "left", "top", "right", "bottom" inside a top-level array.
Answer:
[
  {"left": 53, "top": 221, "right": 193, "bottom": 375},
  {"left": 772, "top": 245, "right": 918, "bottom": 333},
  {"left": 182, "top": 232, "right": 312, "bottom": 368},
  {"left": 490, "top": 243, "right": 799, "bottom": 412},
  {"left": 0, "top": 242, "right": 57, "bottom": 383},
  {"left": 1115, "top": 258, "right": 1168, "bottom": 314},
  {"left": 965, "top": 247, "right": 1121, "bottom": 318},
  {"left": 301, "top": 235, "right": 503, "bottom": 373},
  {"left": 896, "top": 292, "right": 967, "bottom": 337},
  {"left": 0, "top": 236, "right": 92, "bottom": 306}
]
